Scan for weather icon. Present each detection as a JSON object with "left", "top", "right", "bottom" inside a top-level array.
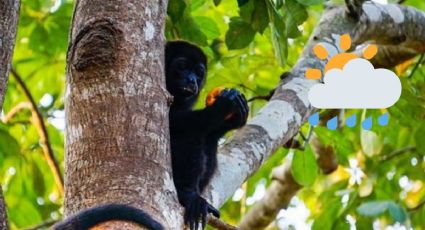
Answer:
[{"left": 305, "top": 34, "right": 402, "bottom": 130}]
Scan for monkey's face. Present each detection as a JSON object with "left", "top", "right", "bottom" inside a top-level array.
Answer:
[{"left": 166, "top": 56, "right": 205, "bottom": 99}]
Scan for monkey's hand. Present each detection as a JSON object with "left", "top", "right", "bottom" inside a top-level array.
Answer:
[
  {"left": 212, "top": 89, "right": 248, "bottom": 123},
  {"left": 182, "top": 192, "right": 220, "bottom": 230},
  {"left": 224, "top": 90, "right": 249, "bottom": 130},
  {"left": 210, "top": 89, "right": 248, "bottom": 136}
]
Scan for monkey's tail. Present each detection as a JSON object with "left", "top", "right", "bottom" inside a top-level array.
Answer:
[{"left": 52, "top": 204, "right": 164, "bottom": 230}]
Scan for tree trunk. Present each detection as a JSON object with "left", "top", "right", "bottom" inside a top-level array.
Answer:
[
  {"left": 0, "top": 0, "right": 20, "bottom": 228},
  {"left": 64, "top": 0, "right": 183, "bottom": 229},
  {"left": 0, "top": 0, "right": 20, "bottom": 109},
  {"left": 0, "top": 187, "right": 7, "bottom": 230}
]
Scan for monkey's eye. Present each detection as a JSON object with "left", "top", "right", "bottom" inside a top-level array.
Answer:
[
  {"left": 175, "top": 59, "right": 187, "bottom": 71},
  {"left": 196, "top": 65, "right": 205, "bottom": 77}
]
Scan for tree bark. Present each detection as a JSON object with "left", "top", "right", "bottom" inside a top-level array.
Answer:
[
  {"left": 64, "top": 0, "right": 183, "bottom": 229},
  {"left": 0, "top": 187, "right": 7, "bottom": 230},
  {"left": 0, "top": 0, "right": 20, "bottom": 109},
  {"left": 0, "top": 0, "right": 20, "bottom": 228},
  {"left": 204, "top": 0, "right": 425, "bottom": 217}
]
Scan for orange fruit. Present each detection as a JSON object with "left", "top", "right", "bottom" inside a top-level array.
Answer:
[{"left": 205, "top": 87, "right": 234, "bottom": 120}]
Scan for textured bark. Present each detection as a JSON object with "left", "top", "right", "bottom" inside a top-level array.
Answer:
[
  {"left": 0, "top": 187, "right": 7, "bottom": 230},
  {"left": 203, "top": 1, "right": 425, "bottom": 226},
  {"left": 0, "top": 0, "right": 19, "bottom": 108},
  {"left": 0, "top": 0, "right": 20, "bottom": 228},
  {"left": 64, "top": 0, "right": 182, "bottom": 229}
]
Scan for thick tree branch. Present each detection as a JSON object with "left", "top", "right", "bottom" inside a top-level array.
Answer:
[
  {"left": 10, "top": 68, "right": 64, "bottom": 195},
  {"left": 237, "top": 159, "right": 301, "bottom": 229},
  {"left": 204, "top": 1, "right": 425, "bottom": 222},
  {"left": 208, "top": 216, "right": 238, "bottom": 230},
  {"left": 238, "top": 133, "right": 337, "bottom": 229}
]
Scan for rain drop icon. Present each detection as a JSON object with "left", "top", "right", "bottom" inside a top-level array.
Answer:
[
  {"left": 327, "top": 116, "right": 338, "bottom": 130},
  {"left": 362, "top": 117, "right": 373, "bottom": 130},
  {"left": 346, "top": 114, "right": 357, "bottom": 128},
  {"left": 309, "top": 112, "right": 320, "bottom": 126},
  {"left": 378, "top": 113, "right": 389, "bottom": 126}
]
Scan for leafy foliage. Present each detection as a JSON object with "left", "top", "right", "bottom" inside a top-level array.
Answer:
[{"left": 1, "top": 0, "right": 425, "bottom": 229}]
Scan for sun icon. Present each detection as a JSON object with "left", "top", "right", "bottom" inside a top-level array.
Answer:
[{"left": 305, "top": 34, "right": 378, "bottom": 80}]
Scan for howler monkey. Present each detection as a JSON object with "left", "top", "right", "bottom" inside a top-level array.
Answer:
[
  {"left": 166, "top": 41, "right": 249, "bottom": 230},
  {"left": 53, "top": 41, "right": 248, "bottom": 230}
]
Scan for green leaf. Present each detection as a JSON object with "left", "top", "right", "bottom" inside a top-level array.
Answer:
[
  {"left": 414, "top": 123, "right": 425, "bottom": 155},
  {"left": 25, "top": 0, "right": 42, "bottom": 10},
  {"left": 0, "top": 129, "right": 20, "bottom": 155},
  {"left": 312, "top": 198, "right": 342, "bottom": 230},
  {"left": 361, "top": 130, "right": 383, "bottom": 157},
  {"left": 167, "top": 0, "right": 187, "bottom": 21},
  {"left": 251, "top": 0, "right": 269, "bottom": 34},
  {"left": 225, "top": 17, "right": 256, "bottom": 49},
  {"left": 295, "top": 0, "right": 323, "bottom": 6},
  {"left": 275, "top": 0, "right": 284, "bottom": 9},
  {"left": 357, "top": 201, "right": 391, "bottom": 217},
  {"left": 194, "top": 16, "right": 220, "bottom": 39},
  {"left": 239, "top": 0, "right": 255, "bottom": 22},
  {"left": 191, "top": 0, "right": 206, "bottom": 11},
  {"left": 285, "top": 0, "right": 308, "bottom": 38},
  {"left": 388, "top": 202, "right": 407, "bottom": 223},
  {"left": 266, "top": 1, "right": 288, "bottom": 66},
  {"left": 237, "top": 0, "right": 250, "bottom": 7},
  {"left": 213, "top": 0, "right": 222, "bottom": 6},
  {"left": 176, "top": 15, "right": 208, "bottom": 46},
  {"left": 291, "top": 146, "right": 318, "bottom": 186},
  {"left": 29, "top": 23, "right": 49, "bottom": 53},
  {"left": 357, "top": 201, "right": 408, "bottom": 223}
]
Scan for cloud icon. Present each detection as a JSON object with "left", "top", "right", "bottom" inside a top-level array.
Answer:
[{"left": 308, "top": 58, "right": 402, "bottom": 109}]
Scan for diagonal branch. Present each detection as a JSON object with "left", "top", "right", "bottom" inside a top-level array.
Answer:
[
  {"left": 1, "top": 101, "right": 32, "bottom": 123},
  {"left": 204, "top": 0, "right": 425, "bottom": 220},
  {"left": 10, "top": 68, "right": 64, "bottom": 195}
]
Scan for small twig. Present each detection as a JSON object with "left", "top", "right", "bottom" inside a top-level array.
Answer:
[
  {"left": 408, "top": 54, "right": 424, "bottom": 78},
  {"left": 247, "top": 89, "right": 275, "bottom": 102},
  {"left": 299, "top": 131, "right": 307, "bottom": 141},
  {"left": 283, "top": 137, "right": 302, "bottom": 150},
  {"left": 1, "top": 101, "right": 32, "bottom": 123},
  {"left": 208, "top": 215, "right": 238, "bottom": 230},
  {"left": 237, "top": 84, "right": 257, "bottom": 94},
  {"left": 379, "top": 146, "right": 416, "bottom": 162},
  {"left": 409, "top": 199, "right": 425, "bottom": 212},
  {"left": 10, "top": 67, "right": 64, "bottom": 195},
  {"left": 303, "top": 126, "right": 314, "bottom": 149},
  {"left": 22, "top": 219, "right": 57, "bottom": 230}
]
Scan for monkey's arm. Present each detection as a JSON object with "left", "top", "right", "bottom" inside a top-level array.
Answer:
[
  {"left": 208, "top": 91, "right": 249, "bottom": 139},
  {"left": 170, "top": 89, "right": 243, "bottom": 135}
]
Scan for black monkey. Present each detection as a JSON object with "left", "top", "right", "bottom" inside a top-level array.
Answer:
[
  {"left": 52, "top": 204, "right": 163, "bottom": 230},
  {"left": 53, "top": 41, "right": 248, "bottom": 230},
  {"left": 166, "top": 41, "right": 249, "bottom": 230}
]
